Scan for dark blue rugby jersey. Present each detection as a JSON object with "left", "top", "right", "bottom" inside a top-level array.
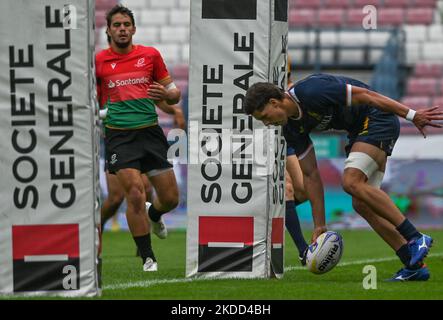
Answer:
[{"left": 283, "top": 73, "right": 372, "bottom": 158}]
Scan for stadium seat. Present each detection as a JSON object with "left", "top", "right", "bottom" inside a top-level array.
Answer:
[
  {"left": 399, "top": 121, "right": 418, "bottom": 135},
  {"left": 406, "top": 8, "right": 434, "bottom": 25},
  {"left": 399, "top": 122, "right": 442, "bottom": 135},
  {"left": 352, "top": 0, "right": 382, "bottom": 8},
  {"left": 405, "top": 42, "right": 421, "bottom": 65},
  {"left": 96, "top": 26, "right": 110, "bottom": 48},
  {"left": 428, "top": 25, "right": 443, "bottom": 41},
  {"left": 289, "top": 9, "right": 317, "bottom": 27},
  {"left": 95, "top": 9, "right": 107, "bottom": 28},
  {"left": 401, "top": 96, "right": 431, "bottom": 109},
  {"left": 383, "top": 0, "right": 410, "bottom": 7},
  {"left": 288, "top": 30, "right": 316, "bottom": 46},
  {"left": 413, "top": 63, "right": 443, "bottom": 78},
  {"left": 170, "top": 9, "right": 190, "bottom": 25},
  {"left": 96, "top": 0, "right": 118, "bottom": 11},
  {"left": 140, "top": 9, "right": 168, "bottom": 26},
  {"left": 403, "top": 25, "right": 428, "bottom": 42},
  {"left": 292, "top": 0, "right": 322, "bottom": 9},
  {"left": 133, "top": 27, "right": 159, "bottom": 43},
  {"left": 406, "top": 78, "right": 438, "bottom": 96},
  {"left": 150, "top": 0, "right": 177, "bottom": 9},
  {"left": 378, "top": 8, "right": 405, "bottom": 26},
  {"left": 339, "top": 49, "right": 365, "bottom": 64},
  {"left": 288, "top": 48, "right": 305, "bottom": 64},
  {"left": 309, "top": 49, "right": 335, "bottom": 64},
  {"left": 317, "top": 9, "right": 345, "bottom": 27},
  {"left": 177, "top": 0, "right": 191, "bottom": 9},
  {"left": 172, "top": 64, "right": 189, "bottom": 80},
  {"left": 160, "top": 26, "right": 189, "bottom": 43},
  {"left": 410, "top": 0, "right": 437, "bottom": 8},
  {"left": 422, "top": 43, "right": 443, "bottom": 61},
  {"left": 181, "top": 43, "right": 189, "bottom": 63},
  {"left": 338, "top": 31, "right": 368, "bottom": 46},
  {"left": 120, "top": 0, "right": 146, "bottom": 9},
  {"left": 368, "top": 31, "right": 391, "bottom": 46},
  {"left": 369, "top": 49, "right": 384, "bottom": 64},
  {"left": 323, "top": 0, "right": 351, "bottom": 8},
  {"left": 346, "top": 9, "right": 366, "bottom": 27},
  {"left": 320, "top": 31, "right": 339, "bottom": 46},
  {"left": 154, "top": 43, "right": 181, "bottom": 64},
  {"left": 432, "top": 96, "right": 443, "bottom": 107}
]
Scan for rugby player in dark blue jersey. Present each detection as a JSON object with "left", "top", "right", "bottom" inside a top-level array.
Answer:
[{"left": 244, "top": 74, "right": 443, "bottom": 281}]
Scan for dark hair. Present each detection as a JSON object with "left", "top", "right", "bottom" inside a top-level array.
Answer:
[
  {"left": 244, "top": 82, "right": 285, "bottom": 115},
  {"left": 106, "top": 4, "right": 135, "bottom": 28}
]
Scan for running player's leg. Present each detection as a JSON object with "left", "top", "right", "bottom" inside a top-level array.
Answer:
[
  {"left": 344, "top": 145, "right": 410, "bottom": 256},
  {"left": 141, "top": 124, "right": 178, "bottom": 239},
  {"left": 146, "top": 169, "right": 179, "bottom": 238},
  {"left": 117, "top": 168, "right": 149, "bottom": 235},
  {"left": 351, "top": 196, "right": 425, "bottom": 271},
  {"left": 116, "top": 168, "right": 157, "bottom": 270},
  {"left": 352, "top": 197, "right": 406, "bottom": 251},
  {"left": 286, "top": 153, "right": 307, "bottom": 204},
  {"left": 142, "top": 174, "right": 153, "bottom": 203},
  {"left": 285, "top": 155, "right": 309, "bottom": 264},
  {"left": 342, "top": 143, "right": 405, "bottom": 225},
  {"left": 342, "top": 142, "right": 432, "bottom": 268},
  {"left": 101, "top": 170, "right": 124, "bottom": 230},
  {"left": 135, "top": 174, "right": 154, "bottom": 257}
]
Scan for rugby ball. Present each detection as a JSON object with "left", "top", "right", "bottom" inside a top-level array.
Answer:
[{"left": 306, "top": 231, "right": 343, "bottom": 274}]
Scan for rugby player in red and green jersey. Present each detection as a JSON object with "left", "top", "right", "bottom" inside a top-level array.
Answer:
[{"left": 96, "top": 4, "right": 181, "bottom": 272}]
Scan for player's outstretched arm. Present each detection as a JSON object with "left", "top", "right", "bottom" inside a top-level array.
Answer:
[
  {"left": 351, "top": 86, "right": 443, "bottom": 138},
  {"left": 298, "top": 146, "right": 327, "bottom": 243}
]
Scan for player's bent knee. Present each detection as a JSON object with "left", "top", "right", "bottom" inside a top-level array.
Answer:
[
  {"left": 344, "top": 152, "right": 378, "bottom": 177},
  {"left": 107, "top": 193, "right": 125, "bottom": 206},
  {"left": 285, "top": 182, "right": 294, "bottom": 200},
  {"left": 161, "top": 198, "right": 179, "bottom": 212},
  {"left": 126, "top": 186, "right": 145, "bottom": 206},
  {"left": 342, "top": 177, "right": 364, "bottom": 197},
  {"left": 157, "top": 191, "right": 179, "bottom": 211}
]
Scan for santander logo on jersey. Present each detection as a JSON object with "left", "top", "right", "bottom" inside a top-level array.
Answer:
[{"left": 107, "top": 76, "right": 151, "bottom": 89}]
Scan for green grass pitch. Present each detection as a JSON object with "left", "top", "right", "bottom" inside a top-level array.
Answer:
[{"left": 100, "top": 229, "right": 443, "bottom": 300}]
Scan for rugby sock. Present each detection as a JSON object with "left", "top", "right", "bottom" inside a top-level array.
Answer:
[
  {"left": 148, "top": 204, "right": 168, "bottom": 223},
  {"left": 285, "top": 200, "right": 309, "bottom": 256},
  {"left": 396, "top": 219, "right": 421, "bottom": 242},
  {"left": 133, "top": 234, "right": 156, "bottom": 263},
  {"left": 396, "top": 244, "right": 421, "bottom": 270}
]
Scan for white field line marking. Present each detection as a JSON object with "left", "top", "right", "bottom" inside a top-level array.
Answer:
[
  {"left": 104, "top": 253, "right": 443, "bottom": 291},
  {"left": 286, "top": 252, "right": 443, "bottom": 272}
]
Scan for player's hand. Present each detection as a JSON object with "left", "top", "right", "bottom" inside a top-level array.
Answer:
[
  {"left": 412, "top": 106, "right": 443, "bottom": 138},
  {"left": 311, "top": 225, "right": 327, "bottom": 243},
  {"left": 147, "top": 81, "right": 169, "bottom": 101},
  {"left": 173, "top": 107, "right": 186, "bottom": 130}
]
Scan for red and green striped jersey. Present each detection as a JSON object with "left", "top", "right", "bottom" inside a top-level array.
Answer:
[{"left": 95, "top": 45, "right": 172, "bottom": 129}]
